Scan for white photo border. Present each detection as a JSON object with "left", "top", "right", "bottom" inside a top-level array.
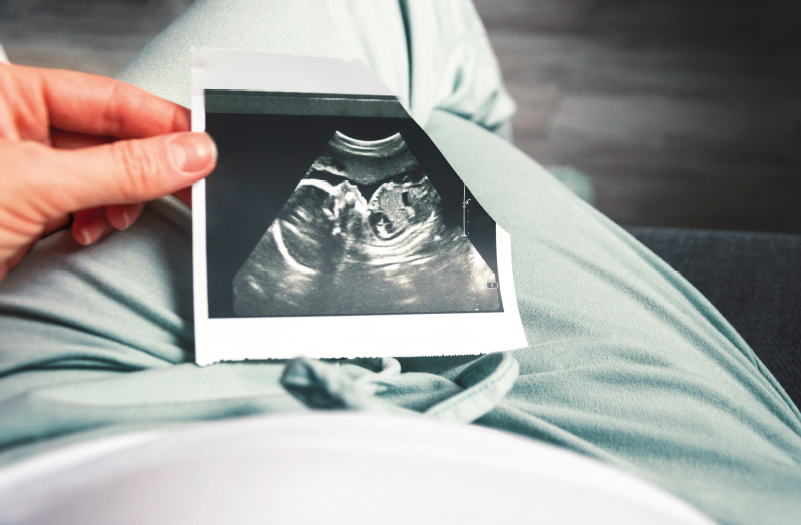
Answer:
[{"left": 191, "top": 48, "right": 527, "bottom": 365}]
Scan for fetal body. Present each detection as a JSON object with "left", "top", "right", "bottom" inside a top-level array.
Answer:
[{"left": 233, "top": 131, "right": 500, "bottom": 317}]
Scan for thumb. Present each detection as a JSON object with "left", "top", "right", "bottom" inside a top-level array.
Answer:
[{"left": 48, "top": 132, "right": 216, "bottom": 214}]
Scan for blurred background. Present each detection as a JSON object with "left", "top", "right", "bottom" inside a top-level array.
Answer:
[{"left": 2, "top": 0, "right": 800, "bottom": 233}]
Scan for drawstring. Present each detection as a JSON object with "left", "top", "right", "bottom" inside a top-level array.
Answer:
[
  {"left": 280, "top": 352, "right": 519, "bottom": 424},
  {"left": 423, "top": 352, "right": 519, "bottom": 422},
  {"left": 281, "top": 357, "right": 415, "bottom": 416}
]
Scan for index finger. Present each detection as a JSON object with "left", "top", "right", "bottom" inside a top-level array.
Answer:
[{"left": 26, "top": 65, "right": 190, "bottom": 139}]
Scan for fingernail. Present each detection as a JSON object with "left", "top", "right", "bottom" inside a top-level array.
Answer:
[
  {"left": 118, "top": 202, "right": 145, "bottom": 230},
  {"left": 79, "top": 215, "right": 111, "bottom": 246},
  {"left": 169, "top": 132, "right": 217, "bottom": 175}
]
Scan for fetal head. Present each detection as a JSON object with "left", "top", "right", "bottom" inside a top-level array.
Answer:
[{"left": 369, "top": 212, "right": 399, "bottom": 239}]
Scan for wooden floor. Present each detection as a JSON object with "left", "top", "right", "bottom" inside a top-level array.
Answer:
[
  {"left": 0, "top": 0, "right": 192, "bottom": 77},
  {"left": 474, "top": 0, "right": 801, "bottom": 233},
  {"left": 3, "top": 0, "right": 800, "bottom": 233}
]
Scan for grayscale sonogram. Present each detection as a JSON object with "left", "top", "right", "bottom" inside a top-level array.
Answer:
[
  {"left": 193, "top": 52, "right": 527, "bottom": 364},
  {"left": 232, "top": 131, "right": 500, "bottom": 317}
]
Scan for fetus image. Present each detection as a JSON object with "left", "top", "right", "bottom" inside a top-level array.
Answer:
[{"left": 233, "top": 131, "right": 501, "bottom": 317}]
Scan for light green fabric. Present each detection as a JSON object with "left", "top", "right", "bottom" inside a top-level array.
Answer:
[
  {"left": 117, "top": 0, "right": 515, "bottom": 131},
  {"left": 3, "top": 108, "right": 800, "bottom": 525},
  {"left": 1, "top": 2, "right": 800, "bottom": 524}
]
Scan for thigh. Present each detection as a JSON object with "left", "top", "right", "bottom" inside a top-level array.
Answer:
[
  {"left": 0, "top": 198, "right": 194, "bottom": 373},
  {"left": 404, "top": 110, "right": 801, "bottom": 525},
  {"left": 116, "top": 0, "right": 514, "bottom": 131},
  {"left": 0, "top": 199, "right": 305, "bottom": 462}
]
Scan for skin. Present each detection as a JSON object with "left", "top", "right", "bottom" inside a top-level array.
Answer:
[{"left": 0, "top": 63, "right": 217, "bottom": 281}]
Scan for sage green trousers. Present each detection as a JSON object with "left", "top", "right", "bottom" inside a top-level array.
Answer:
[{"left": 1, "top": 2, "right": 799, "bottom": 524}]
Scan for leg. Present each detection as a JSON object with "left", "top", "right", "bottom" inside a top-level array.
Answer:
[
  {"left": 416, "top": 110, "right": 801, "bottom": 525},
  {"left": 280, "top": 110, "right": 801, "bottom": 524},
  {"left": 0, "top": 198, "right": 306, "bottom": 461},
  {"left": 117, "top": 0, "right": 515, "bottom": 130}
]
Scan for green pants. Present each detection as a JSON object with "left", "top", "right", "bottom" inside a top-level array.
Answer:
[{"left": 1, "top": 2, "right": 799, "bottom": 524}]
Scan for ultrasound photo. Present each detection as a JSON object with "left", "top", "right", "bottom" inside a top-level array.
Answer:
[
  {"left": 204, "top": 90, "right": 502, "bottom": 318},
  {"left": 192, "top": 51, "right": 526, "bottom": 363},
  {"left": 233, "top": 131, "right": 499, "bottom": 317}
]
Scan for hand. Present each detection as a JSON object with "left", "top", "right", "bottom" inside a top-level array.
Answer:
[{"left": 0, "top": 63, "right": 216, "bottom": 281}]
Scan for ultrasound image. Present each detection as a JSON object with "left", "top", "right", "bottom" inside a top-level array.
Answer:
[{"left": 233, "top": 131, "right": 500, "bottom": 316}]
